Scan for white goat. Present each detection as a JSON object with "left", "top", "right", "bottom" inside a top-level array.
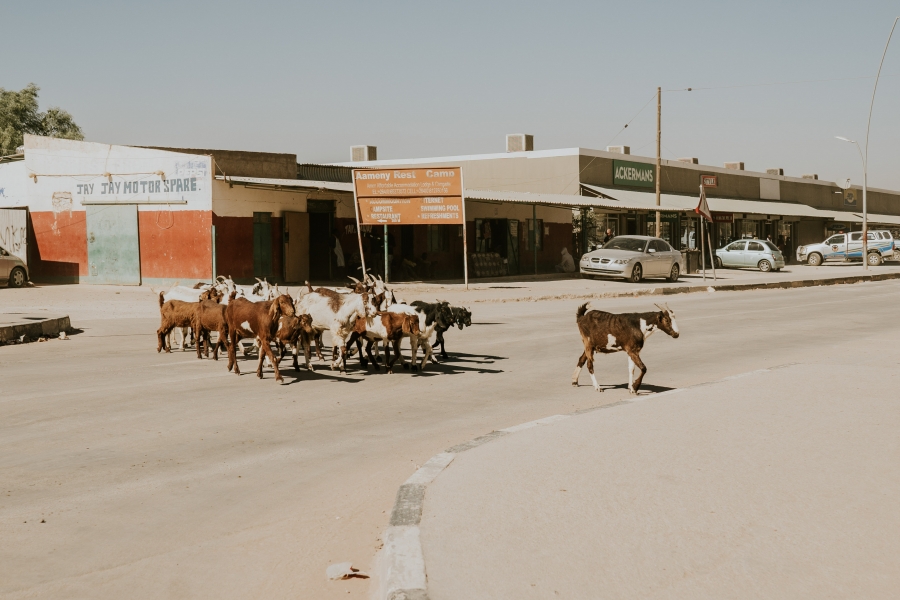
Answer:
[{"left": 295, "top": 288, "right": 375, "bottom": 372}]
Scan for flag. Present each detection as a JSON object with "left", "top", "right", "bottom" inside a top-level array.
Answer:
[{"left": 695, "top": 185, "right": 713, "bottom": 222}]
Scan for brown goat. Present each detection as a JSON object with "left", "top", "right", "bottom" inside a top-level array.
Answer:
[
  {"left": 157, "top": 294, "right": 199, "bottom": 353},
  {"left": 272, "top": 313, "right": 316, "bottom": 371},
  {"left": 193, "top": 295, "right": 229, "bottom": 361},
  {"left": 225, "top": 294, "right": 295, "bottom": 382}
]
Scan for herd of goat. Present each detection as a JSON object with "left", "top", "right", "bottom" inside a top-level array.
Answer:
[
  {"left": 155, "top": 275, "right": 472, "bottom": 383},
  {"left": 155, "top": 274, "right": 681, "bottom": 393}
]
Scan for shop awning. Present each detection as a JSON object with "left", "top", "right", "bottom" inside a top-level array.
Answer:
[
  {"left": 216, "top": 175, "right": 354, "bottom": 192},
  {"left": 580, "top": 184, "right": 826, "bottom": 218},
  {"left": 815, "top": 210, "right": 900, "bottom": 226}
]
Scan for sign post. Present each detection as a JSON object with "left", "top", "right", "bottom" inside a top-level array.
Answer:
[{"left": 352, "top": 166, "right": 467, "bottom": 287}]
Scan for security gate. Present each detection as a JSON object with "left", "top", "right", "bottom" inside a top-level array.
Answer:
[{"left": 86, "top": 204, "right": 141, "bottom": 285}]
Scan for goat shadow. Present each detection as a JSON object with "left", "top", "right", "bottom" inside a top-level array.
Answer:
[{"left": 575, "top": 382, "right": 675, "bottom": 395}]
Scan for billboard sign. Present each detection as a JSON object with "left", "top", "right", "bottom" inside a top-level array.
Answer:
[
  {"left": 353, "top": 167, "right": 464, "bottom": 224},
  {"left": 613, "top": 160, "right": 655, "bottom": 188},
  {"left": 701, "top": 174, "right": 718, "bottom": 187}
]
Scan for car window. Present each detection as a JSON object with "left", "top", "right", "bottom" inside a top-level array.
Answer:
[
  {"left": 748, "top": 241, "right": 764, "bottom": 251},
  {"left": 604, "top": 237, "right": 647, "bottom": 252},
  {"left": 762, "top": 241, "right": 780, "bottom": 252},
  {"left": 867, "top": 233, "right": 877, "bottom": 241},
  {"left": 726, "top": 241, "right": 746, "bottom": 251},
  {"left": 850, "top": 232, "right": 862, "bottom": 241},
  {"left": 650, "top": 239, "right": 668, "bottom": 252},
  {"left": 825, "top": 235, "right": 844, "bottom": 244}
]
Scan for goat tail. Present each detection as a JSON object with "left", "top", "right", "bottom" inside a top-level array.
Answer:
[
  {"left": 158, "top": 291, "right": 165, "bottom": 308},
  {"left": 576, "top": 302, "right": 590, "bottom": 319},
  {"left": 305, "top": 280, "right": 314, "bottom": 293}
]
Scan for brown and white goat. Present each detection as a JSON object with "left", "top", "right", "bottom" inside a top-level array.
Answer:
[
  {"left": 225, "top": 294, "right": 295, "bottom": 382},
  {"left": 572, "top": 302, "right": 679, "bottom": 394},
  {"left": 345, "top": 312, "right": 421, "bottom": 373},
  {"left": 272, "top": 313, "right": 316, "bottom": 371}
]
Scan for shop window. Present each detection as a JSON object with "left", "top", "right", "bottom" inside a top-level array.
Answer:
[
  {"left": 527, "top": 219, "right": 543, "bottom": 250},
  {"left": 427, "top": 224, "right": 448, "bottom": 252},
  {"left": 716, "top": 222, "right": 734, "bottom": 247},
  {"left": 646, "top": 220, "right": 671, "bottom": 243}
]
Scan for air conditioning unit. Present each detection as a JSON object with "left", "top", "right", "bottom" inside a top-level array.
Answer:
[
  {"left": 802, "top": 173, "right": 818, "bottom": 180},
  {"left": 677, "top": 157, "right": 698, "bottom": 164},
  {"left": 766, "top": 168, "right": 784, "bottom": 176},
  {"left": 607, "top": 146, "right": 630, "bottom": 155},
  {"left": 506, "top": 134, "right": 533, "bottom": 153},
  {"left": 724, "top": 162, "right": 745, "bottom": 170},
  {"left": 351, "top": 145, "right": 377, "bottom": 162}
]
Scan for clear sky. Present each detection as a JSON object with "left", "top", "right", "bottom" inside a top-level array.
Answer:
[{"left": 5, "top": 1, "right": 900, "bottom": 189}]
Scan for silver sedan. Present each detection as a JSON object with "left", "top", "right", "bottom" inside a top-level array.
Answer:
[{"left": 579, "top": 235, "right": 683, "bottom": 283}]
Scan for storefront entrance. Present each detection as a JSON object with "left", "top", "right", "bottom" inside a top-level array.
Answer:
[{"left": 308, "top": 200, "right": 335, "bottom": 281}]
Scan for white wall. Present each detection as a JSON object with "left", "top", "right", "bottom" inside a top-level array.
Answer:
[
  {"left": 0, "top": 161, "right": 27, "bottom": 208},
  {"left": 22, "top": 135, "right": 211, "bottom": 213},
  {"left": 211, "top": 180, "right": 357, "bottom": 218}
]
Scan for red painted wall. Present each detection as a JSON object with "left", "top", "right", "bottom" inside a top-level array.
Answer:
[
  {"left": 29, "top": 210, "right": 88, "bottom": 281},
  {"left": 139, "top": 210, "right": 212, "bottom": 280}
]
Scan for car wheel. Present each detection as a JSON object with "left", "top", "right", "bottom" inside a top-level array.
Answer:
[
  {"left": 9, "top": 267, "right": 26, "bottom": 288},
  {"left": 867, "top": 252, "right": 883, "bottom": 266},
  {"left": 715, "top": 257, "right": 723, "bottom": 269},
  {"left": 667, "top": 263, "right": 680, "bottom": 282},
  {"left": 807, "top": 253, "right": 822, "bottom": 266},
  {"left": 758, "top": 259, "right": 772, "bottom": 272},
  {"left": 629, "top": 263, "right": 643, "bottom": 283}
]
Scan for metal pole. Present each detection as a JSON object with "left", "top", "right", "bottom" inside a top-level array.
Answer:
[
  {"left": 700, "top": 216, "right": 706, "bottom": 281},
  {"left": 533, "top": 203, "right": 538, "bottom": 274},
  {"left": 863, "top": 16, "right": 899, "bottom": 270},
  {"left": 655, "top": 86, "right": 661, "bottom": 238},
  {"left": 351, "top": 172, "right": 367, "bottom": 278},
  {"left": 707, "top": 223, "right": 717, "bottom": 280},
  {"left": 383, "top": 224, "right": 389, "bottom": 283},
  {"left": 460, "top": 171, "right": 469, "bottom": 290}
]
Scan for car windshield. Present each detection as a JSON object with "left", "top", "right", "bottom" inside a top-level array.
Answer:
[{"left": 604, "top": 237, "right": 647, "bottom": 252}]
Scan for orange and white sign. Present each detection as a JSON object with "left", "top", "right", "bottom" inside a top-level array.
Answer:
[{"left": 353, "top": 167, "right": 464, "bottom": 224}]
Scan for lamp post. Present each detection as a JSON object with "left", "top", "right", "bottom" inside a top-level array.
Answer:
[
  {"left": 835, "top": 136, "right": 866, "bottom": 266},
  {"left": 837, "top": 16, "right": 899, "bottom": 270}
]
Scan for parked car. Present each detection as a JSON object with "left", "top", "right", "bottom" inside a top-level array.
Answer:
[
  {"left": 0, "top": 244, "right": 29, "bottom": 288},
  {"left": 797, "top": 230, "right": 894, "bottom": 266},
  {"left": 714, "top": 239, "right": 785, "bottom": 272},
  {"left": 579, "top": 235, "right": 683, "bottom": 283}
]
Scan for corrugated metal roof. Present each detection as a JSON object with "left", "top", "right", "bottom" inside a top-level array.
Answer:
[
  {"left": 463, "top": 189, "right": 614, "bottom": 209},
  {"left": 216, "top": 175, "right": 353, "bottom": 192}
]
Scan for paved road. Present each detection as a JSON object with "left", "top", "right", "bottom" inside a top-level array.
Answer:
[{"left": 1, "top": 280, "right": 897, "bottom": 599}]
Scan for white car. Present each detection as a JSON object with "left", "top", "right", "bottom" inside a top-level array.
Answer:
[
  {"left": 0, "top": 244, "right": 29, "bottom": 288},
  {"left": 580, "top": 235, "right": 683, "bottom": 283},
  {"left": 797, "top": 230, "right": 894, "bottom": 266}
]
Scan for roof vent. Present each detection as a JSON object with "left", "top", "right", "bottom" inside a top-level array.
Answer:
[
  {"left": 351, "top": 145, "right": 377, "bottom": 161},
  {"left": 766, "top": 168, "right": 784, "bottom": 176},
  {"left": 607, "top": 146, "right": 630, "bottom": 155},
  {"left": 506, "top": 134, "right": 533, "bottom": 153},
  {"left": 802, "top": 173, "right": 818, "bottom": 180},
  {"left": 724, "top": 162, "right": 744, "bottom": 170},
  {"left": 678, "top": 157, "right": 698, "bottom": 164}
]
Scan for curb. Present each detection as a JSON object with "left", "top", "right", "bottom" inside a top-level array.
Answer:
[
  {"left": 0, "top": 315, "right": 71, "bottom": 344},
  {"left": 466, "top": 271, "right": 900, "bottom": 304},
  {"left": 375, "top": 365, "right": 797, "bottom": 599}
]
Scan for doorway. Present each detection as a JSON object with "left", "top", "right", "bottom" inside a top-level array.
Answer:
[
  {"left": 283, "top": 211, "right": 310, "bottom": 283},
  {"left": 253, "top": 212, "right": 272, "bottom": 279},
  {"left": 309, "top": 212, "right": 333, "bottom": 281},
  {"left": 86, "top": 204, "right": 141, "bottom": 285}
]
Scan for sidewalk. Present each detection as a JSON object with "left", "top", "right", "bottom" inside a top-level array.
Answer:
[
  {"left": 388, "top": 343, "right": 900, "bottom": 599},
  {"left": 2, "top": 263, "right": 899, "bottom": 323}
]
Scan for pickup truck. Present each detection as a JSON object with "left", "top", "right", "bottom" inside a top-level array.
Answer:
[{"left": 797, "top": 230, "right": 895, "bottom": 266}]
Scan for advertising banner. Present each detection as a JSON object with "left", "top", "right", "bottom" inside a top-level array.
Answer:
[
  {"left": 613, "top": 160, "right": 655, "bottom": 188},
  {"left": 354, "top": 167, "right": 463, "bottom": 225}
]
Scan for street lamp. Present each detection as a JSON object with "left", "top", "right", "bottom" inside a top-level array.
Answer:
[
  {"left": 834, "top": 136, "right": 866, "bottom": 265},
  {"left": 836, "top": 16, "right": 899, "bottom": 270}
]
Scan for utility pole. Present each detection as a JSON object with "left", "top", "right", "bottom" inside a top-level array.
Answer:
[{"left": 655, "top": 86, "right": 661, "bottom": 238}]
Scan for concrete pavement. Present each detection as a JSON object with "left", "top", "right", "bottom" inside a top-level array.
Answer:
[
  {"left": 1, "top": 280, "right": 899, "bottom": 599},
  {"left": 415, "top": 336, "right": 900, "bottom": 599}
]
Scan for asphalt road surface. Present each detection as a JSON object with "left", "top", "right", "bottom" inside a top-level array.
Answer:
[{"left": 1, "top": 280, "right": 897, "bottom": 599}]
